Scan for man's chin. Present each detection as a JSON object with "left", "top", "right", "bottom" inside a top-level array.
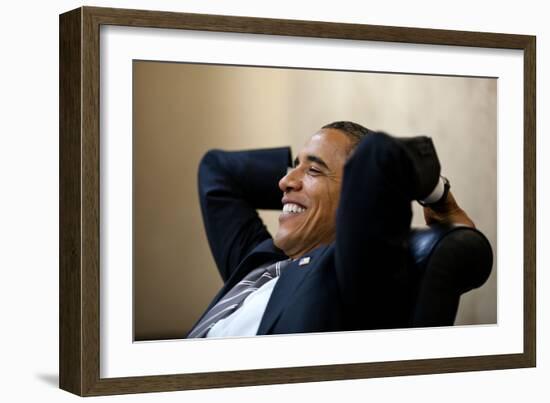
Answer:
[
  {"left": 273, "top": 231, "right": 296, "bottom": 255},
  {"left": 273, "top": 233, "right": 285, "bottom": 251}
]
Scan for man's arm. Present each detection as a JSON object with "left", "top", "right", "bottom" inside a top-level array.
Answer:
[
  {"left": 334, "top": 133, "right": 436, "bottom": 329},
  {"left": 198, "top": 147, "right": 291, "bottom": 282},
  {"left": 422, "top": 191, "right": 476, "bottom": 228}
]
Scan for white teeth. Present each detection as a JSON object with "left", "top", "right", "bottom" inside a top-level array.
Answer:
[{"left": 283, "top": 203, "right": 306, "bottom": 214}]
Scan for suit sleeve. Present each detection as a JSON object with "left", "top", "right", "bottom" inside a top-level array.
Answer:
[
  {"left": 334, "top": 132, "right": 418, "bottom": 329},
  {"left": 198, "top": 147, "right": 292, "bottom": 282}
]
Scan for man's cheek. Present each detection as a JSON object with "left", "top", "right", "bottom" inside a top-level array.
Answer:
[{"left": 302, "top": 209, "right": 322, "bottom": 234}]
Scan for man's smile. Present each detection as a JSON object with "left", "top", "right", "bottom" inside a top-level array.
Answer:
[
  {"left": 282, "top": 202, "right": 306, "bottom": 214},
  {"left": 279, "top": 203, "right": 307, "bottom": 223},
  {"left": 280, "top": 196, "right": 308, "bottom": 221}
]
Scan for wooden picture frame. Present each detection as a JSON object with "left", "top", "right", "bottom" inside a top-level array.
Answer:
[{"left": 59, "top": 6, "right": 536, "bottom": 396}]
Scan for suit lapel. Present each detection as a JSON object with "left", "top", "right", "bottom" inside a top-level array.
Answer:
[
  {"left": 188, "top": 240, "right": 329, "bottom": 337},
  {"left": 213, "top": 239, "right": 286, "bottom": 305},
  {"left": 257, "top": 246, "right": 328, "bottom": 335},
  {"left": 188, "top": 239, "right": 285, "bottom": 334}
]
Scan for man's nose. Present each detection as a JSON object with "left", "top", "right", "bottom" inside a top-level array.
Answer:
[{"left": 279, "top": 168, "right": 302, "bottom": 192}]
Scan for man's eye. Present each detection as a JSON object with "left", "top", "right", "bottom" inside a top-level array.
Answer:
[{"left": 308, "top": 167, "right": 322, "bottom": 175}]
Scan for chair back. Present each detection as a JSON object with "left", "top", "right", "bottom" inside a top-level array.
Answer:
[{"left": 407, "top": 223, "right": 493, "bottom": 327}]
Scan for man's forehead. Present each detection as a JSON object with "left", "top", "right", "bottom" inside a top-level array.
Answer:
[
  {"left": 307, "top": 129, "right": 350, "bottom": 146},
  {"left": 298, "top": 130, "right": 350, "bottom": 162}
]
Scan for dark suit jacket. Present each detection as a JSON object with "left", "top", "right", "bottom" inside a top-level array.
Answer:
[{"left": 190, "top": 135, "right": 416, "bottom": 336}]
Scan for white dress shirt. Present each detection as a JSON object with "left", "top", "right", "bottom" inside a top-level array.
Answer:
[{"left": 206, "top": 276, "right": 280, "bottom": 338}]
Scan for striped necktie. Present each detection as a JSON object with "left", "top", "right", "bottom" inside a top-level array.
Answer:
[{"left": 187, "top": 259, "right": 291, "bottom": 338}]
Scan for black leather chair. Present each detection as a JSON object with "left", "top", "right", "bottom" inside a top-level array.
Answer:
[{"left": 407, "top": 223, "right": 493, "bottom": 327}]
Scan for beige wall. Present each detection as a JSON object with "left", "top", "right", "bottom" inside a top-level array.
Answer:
[{"left": 133, "top": 61, "right": 497, "bottom": 340}]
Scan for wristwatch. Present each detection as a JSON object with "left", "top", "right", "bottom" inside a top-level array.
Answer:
[{"left": 418, "top": 176, "right": 450, "bottom": 208}]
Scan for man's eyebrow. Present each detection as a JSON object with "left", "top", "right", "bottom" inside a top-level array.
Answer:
[{"left": 293, "top": 155, "right": 330, "bottom": 170}]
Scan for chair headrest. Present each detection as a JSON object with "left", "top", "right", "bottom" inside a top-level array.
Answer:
[{"left": 408, "top": 223, "right": 493, "bottom": 294}]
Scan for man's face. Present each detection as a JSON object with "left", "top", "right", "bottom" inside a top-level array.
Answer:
[{"left": 274, "top": 128, "right": 352, "bottom": 259}]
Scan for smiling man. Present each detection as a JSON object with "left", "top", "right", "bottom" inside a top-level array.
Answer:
[
  {"left": 186, "top": 121, "right": 474, "bottom": 338},
  {"left": 274, "top": 128, "right": 350, "bottom": 259}
]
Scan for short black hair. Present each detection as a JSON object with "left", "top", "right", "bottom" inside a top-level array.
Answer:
[{"left": 321, "top": 121, "right": 374, "bottom": 150}]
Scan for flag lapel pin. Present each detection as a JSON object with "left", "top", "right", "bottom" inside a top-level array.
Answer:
[{"left": 298, "top": 256, "right": 311, "bottom": 266}]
